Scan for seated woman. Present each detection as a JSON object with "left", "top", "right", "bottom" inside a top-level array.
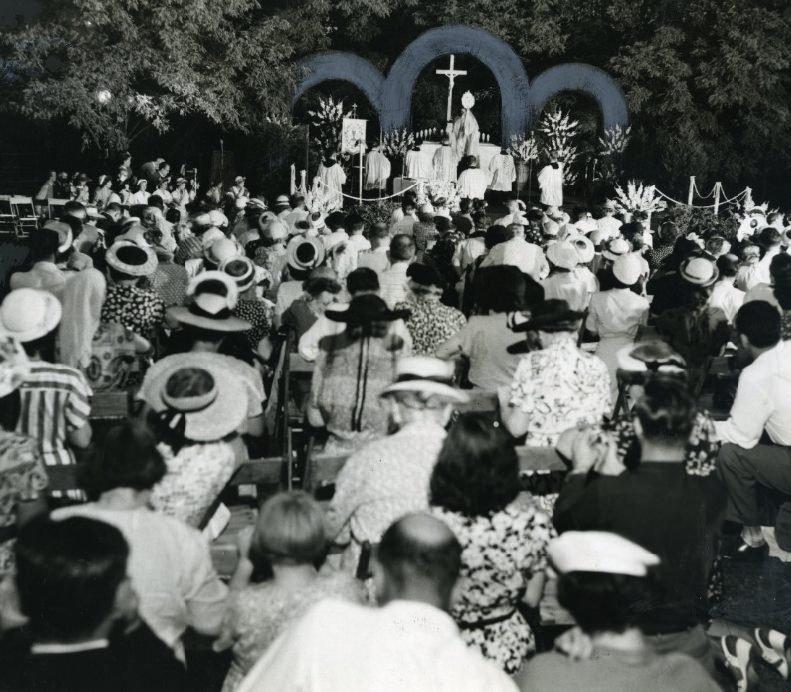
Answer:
[
  {"left": 215, "top": 491, "right": 364, "bottom": 691},
  {"left": 429, "top": 413, "right": 552, "bottom": 674},
  {"left": 281, "top": 275, "right": 342, "bottom": 344},
  {"left": 52, "top": 421, "right": 228, "bottom": 661},
  {"left": 143, "top": 363, "right": 247, "bottom": 528},
  {"left": 307, "top": 294, "right": 410, "bottom": 453},
  {"left": 517, "top": 531, "right": 720, "bottom": 692},
  {"left": 436, "top": 265, "right": 544, "bottom": 390}
]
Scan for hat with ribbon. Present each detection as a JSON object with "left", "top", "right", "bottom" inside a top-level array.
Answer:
[
  {"left": 602, "top": 237, "right": 631, "bottom": 261},
  {"left": 208, "top": 209, "right": 229, "bottom": 228},
  {"left": 380, "top": 356, "right": 469, "bottom": 405},
  {"left": 616, "top": 340, "right": 687, "bottom": 372},
  {"left": 274, "top": 194, "right": 291, "bottom": 208},
  {"left": 204, "top": 237, "right": 241, "bottom": 267},
  {"left": 679, "top": 256, "right": 719, "bottom": 287},
  {"left": 0, "top": 288, "right": 62, "bottom": 343},
  {"left": 572, "top": 235, "right": 595, "bottom": 264},
  {"left": 220, "top": 256, "right": 256, "bottom": 293},
  {"left": 326, "top": 294, "right": 411, "bottom": 325},
  {"left": 106, "top": 240, "right": 158, "bottom": 277},
  {"left": 287, "top": 235, "right": 325, "bottom": 272},
  {"left": 143, "top": 358, "right": 247, "bottom": 441},
  {"left": 167, "top": 271, "right": 251, "bottom": 332}
]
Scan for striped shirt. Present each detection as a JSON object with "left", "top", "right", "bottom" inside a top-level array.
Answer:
[{"left": 16, "top": 362, "right": 92, "bottom": 468}]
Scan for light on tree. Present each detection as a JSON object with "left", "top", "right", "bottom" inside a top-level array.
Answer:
[{"left": 96, "top": 89, "right": 112, "bottom": 104}]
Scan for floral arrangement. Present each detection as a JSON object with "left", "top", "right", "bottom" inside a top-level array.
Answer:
[
  {"left": 381, "top": 128, "right": 415, "bottom": 159},
  {"left": 507, "top": 133, "right": 539, "bottom": 163},
  {"left": 307, "top": 96, "right": 352, "bottom": 154},
  {"left": 609, "top": 180, "right": 667, "bottom": 215},
  {"left": 416, "top": 180, "right": 461, "bottom": 212},
  {"left": 598, "top": 124, "right": 631, "bottom": 158},
  {"left": 537, "top": 107, "right": 579, "bottom": 185}
]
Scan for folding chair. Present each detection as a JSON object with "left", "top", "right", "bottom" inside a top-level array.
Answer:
[
  {"left": 9, "top": 195, "right": 39, "bottom": 238},
  {"left": 47, "top": 198, "right": 70, "bottom": 220},
  {"left": 0, "top": 196, "right": 15, "bottom": 235}
]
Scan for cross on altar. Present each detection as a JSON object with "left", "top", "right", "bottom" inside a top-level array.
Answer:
[{"left": 436, "top": 54, "right": 467, "bottom": 124}]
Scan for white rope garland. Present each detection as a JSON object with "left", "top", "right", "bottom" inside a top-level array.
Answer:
[
  {"left": 691, "top": 179, "right": 718, "bottom": 200},
  {"left": 314, "top": 179, "right": 422, "bottom": 202},
  {"left": 655, "top": 187, "right": 749, "bottom": 209}
]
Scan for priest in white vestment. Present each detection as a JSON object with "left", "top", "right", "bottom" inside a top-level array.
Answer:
[
  {"left": 317, "top": 154, "right": 347, "bottom": 211},
  {"left": 537, "top": 162, "right": 564, "bottom": 208},
  {"left": 364, "top": 147, "right": 391, "bottom": 191}
]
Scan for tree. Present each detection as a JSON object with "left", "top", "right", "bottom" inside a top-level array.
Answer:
[{"left": 1, "top": 0, "right": 329, "bottom": 152}]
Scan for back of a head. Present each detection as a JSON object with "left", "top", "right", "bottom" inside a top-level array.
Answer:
[
  {"left": 771, "top": 253, "right": 791, "bottom": 309},
  {"left": 634, "top": 378, "right": 695, "bottom": 446},
  {"left": 62, "top": 200, "right": 86, "bottom": 219},
  {"left": 459, "top": 199, "right": 472, "bottom": 215},
  {"left": 715, "top": 253, "right": 739, "bottom": 279},
  {"left": 485, "top": 224, "right": 509, "bottom": 250},
  {"left": 759, "top": 226, "right": 781, "bottom": 250},
  {"left": 16, "top": 517, "right": 129, "bottom": 641},
  {"left": 370, "top": 222, "right": 389, "bottom": 241},
  {"left": 250, "top": 491, "right": 326, "bottom": 574},
  {"left": 505, "top": 223, "right": 523, "bottom": 240},
  {"left": 705, "top": 236, "right": 726, "bottom": 257},
  {"left": 346, "top": 214, "right": 364, "bottom": 234},
  {"left": 475, "top": 265, "right": 542, "bottom": 313},
  {"left": 619, "top": 222, "right": 643, "bottom": 249},
  {"left": 376, "top": 513, "right": 461, "bottom": 607},
  {"left": 430, "top": 413, "right": 519, "bottom": 517},
  {"left": 402, "top": 199, "right": 416, "bottom": 214},
  {"left": 735, "top": 300, "right": 781, "bottom": 349},
  {"left": 347, "top": 267, "right": 379, "bottom": 295},
  {"left": 304, "top": 276, "right": 342, "bottom": 298},
  {"left": 389, "top": 234, "right": 416, "bottom": 262},
  {"left": 85, "top": 421, "right": 166, "bottom": 496},
  {"left": 29, "top": 228, "right": 61, "bottom": 260}
]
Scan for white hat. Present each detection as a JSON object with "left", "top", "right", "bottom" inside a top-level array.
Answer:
[
  {"left": 220, "top": 256, "right": 256, "bottom": 293},
  {"left": 42, "top": 220, "right": 73, "bottom": 254},
  {"left": 143, "top": 357, "right": 247, "bottom": 442},
  {"left": 106, "top": 240, "right": 158, "bottom": 276},
  {"left": 543, "top": 219, "right": 560, "bottom": 238},
  {"left": 380, "top": 356, "right": 469, "bottom": 404},
  {"left": 0, "top": 288, "right": 62, "bottom": 343},
  {"left": 612, "top": 254, "right": 643, "bottom": 286},
  {"left": 274, "top": 194, "right": 290, "bottom": 207},
  {"left": 192, "top": 212, "right": 213, "bottom": 228},
  {"left": 572, "top": 235, "right": 595, "bottom": 264},
  {"left": 234, "top": 176, "right": 246, "bottom": 184},
  {"left": 167, "top": 271, "right": 251, "bottom": 333},
  {"left": 287, "top": 235, "right": 325, "bottom": 272},
  {"left": 602, "top": 237, "right": 630, "bottom": 261},
  {"left": 0, "top": 336, "right": 30, "bottom": 397},
  {"left": 234, "top": 196, "right": 249, "bottom": 210},
  {"left": 204, "top": 237, "right": 240, "bottom": 266},
  {"left": 208, "top": 209, "right": 229, "bottom": 228},
  {"left": 679, "top": 256, "right": 718, "bottom": 287},
  {"left": 546, "top": 241, "right": 579, "bottom": 271},
  {"left": 549, "top": 531, "right": 660, "bottom": 577},
  {"left": 200, "top": 227, "right": 225, "bottom": 249}
]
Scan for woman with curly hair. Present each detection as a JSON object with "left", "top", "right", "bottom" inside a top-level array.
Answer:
[{"left": 429, "top": 413, "right": 552, "bottom": 674}]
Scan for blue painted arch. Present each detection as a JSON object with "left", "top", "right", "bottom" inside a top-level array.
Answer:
[{"left": 526, "top": 63, "right": 629, "bottom": 131}]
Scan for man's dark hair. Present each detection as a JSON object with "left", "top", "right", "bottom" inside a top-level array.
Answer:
[
  {"left": 347, "top": 267, "right": 379, "bottom": 294},
  {"left": 620, "top": 222, "right": 644, "bottom": 250},
  {"left": 325, "top": 211, "right": 346, "bottom": 232},
  {"left": 147, "top": 195, "right": 165, "bottom": 211},
  {"left": 402, "top": 199, "right": 416, "bottom": 213},
  {"left": 634, "top": 378, "right": 695, "bottom": 444},
  {"left": 303, "top": 276, "right": 342, "bottom": 297},
  {"left": 15, "top": 517, "right": 129, "bottom": 641},
  {"left": 84, "top": 421, "right": 166, "bottom": 496},
  {"left": 389, "top": 234, "right": 415, "bottom": 262},
  {"left": 475, "top": 265, "right": 543, "bottom": 313},
  {"left": 62, "top": 200, "right": 86, "bottom": 217},
  {"left": 557, "top": 571, "right": 657, "bottom": 636},
  {"left": 771, "top": 253, "right": 791, "bottom": 310},
  {"left": 346, "top": 214, "right": 364, "bottom": 233},
  {"left": 377, "top": 516, "right": 461, "bottom": 604},
  {"left": 430, "top": 413, "right": 520, "bottom": 516},
  {"left": 29, "top": 228, "right": 61, "bottom": 260},
  {"left": 735, "top": 300, "right": 781, "bottom": 349},
  {"left": 527, "top": 208, "right": 544, "bottom": 223},
  {"left": 459, "top": 199, "right": 472, "bottom": 214},
  {"left": 369, "top": 222, "right": 389, "bottom": 239},
  {"left": 716, "top": 253, "right": 739, "bottom": 278},
  {"left": 758, "top": 227, "right": 781, "bottom": 250},
  {"left": 485, "top": 224, "right": 509, "bottom": 250}
]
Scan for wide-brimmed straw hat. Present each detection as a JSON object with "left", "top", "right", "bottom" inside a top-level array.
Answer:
[
  {"left": 220, "top": 256, "right": 256, "bottom": 293},
  {"left": 612, "top": 254, "right": 643, "bottom": 286},
  {"left": 287, "top": 235, "right": 325, "bottom": 272},
  {"left": 168, "top": 271, "right": 251, "bottom": 332},
  {"left": 274, "top": 194, "right": 291, "bottom": 208},
  {"left": 0, "top": 336, "right": 30, "bottom": 398},
  {"left": 617, "top": 340, "right": 687, "bottom": 372},
  {"left": 143, "top": 358, "right": 247, "bottom": 441},
  {"left": 106, "top": 241, "right": 158, "bottom": 277},
  {"left": 679, "top": 256, "right": 719, "bottom": 287},
  {"left": 326, "top": 294, "right": 410, "bottom": 325},
  {"left": 508, "top": 299, "right": 584, "bottom": 334},
  {"left": 204, "top": 237, "right": 241, "bottom": 266},
  {"left": 572, "top": 235, "right": 595, "bottom": 264},
  {"left": 602, "top": 237, "right": 631, "bottom": 261},
  {"left": 0, "top": 288, "right": 62, "bottom": 343},
  {"left": 546, "top": 241, "right": 579, "bottom": 270},
  {"left": 208, "top": 209, "right": 229, "bottom": 228},
  {"left": 380, "top": 356, "right": 469, "bottom": 404}
]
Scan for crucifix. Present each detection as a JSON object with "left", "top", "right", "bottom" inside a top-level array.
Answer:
[{"left": 436, "top": 54, "right": 467, "bottom": 124}]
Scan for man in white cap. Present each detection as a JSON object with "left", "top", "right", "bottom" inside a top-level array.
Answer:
[
  {"left": 517, "top": 531, "right": 720, "bottom": 692},
  {"left": 237, "top": 513, "right": 516, "bottom": 692},
  {"left": 596, "top": 201, "right": 622, "bottom": 241},
  {"left": 554, "top": 378, "right": 726, "bottom": 673},
  {"left": 325, "top": 356, "right": 469, "bottom": 571}
]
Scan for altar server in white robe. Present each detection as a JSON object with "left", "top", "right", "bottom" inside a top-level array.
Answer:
[
  {"left": 364, "top": 145, "right": 391, "bottom": 191},
  {"left": 432, "top": 134, "right": 457, "bottom": 182},
  {"left": 537, "top": 161, "right": 564, "bottom": 208},
  {"left": 405, "top": 143, "right": 431, "bottom": 180},
  {"left": 488, "top": 151, "right": 516, "bottom": 192},
  {"left": 317, "top": 153, "right": 347, "bottom": 211},
  {"left": 456, "top": 156, "right": 488, "bottom": 201}
]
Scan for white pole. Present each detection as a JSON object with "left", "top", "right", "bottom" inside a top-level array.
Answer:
[
  {"left": 688, "top": 176, "right": 695, "bottom": 206},
  {"left": 359, "top": 141, "right": 364, "bottom": 205},
  {"left": 713, "top": 182, "right": 721, "bottom": 215}
]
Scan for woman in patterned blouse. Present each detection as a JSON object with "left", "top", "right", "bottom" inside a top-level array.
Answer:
[{"left": 430, "top": 413, "right": 552, "bottom": 674}]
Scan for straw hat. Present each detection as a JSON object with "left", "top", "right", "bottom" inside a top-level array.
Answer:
[
  {"left": 602, "top": 237, "right": 631, "bottom": 261},
  {"left": 617, "top": 340, "right": 686, "bottom": 372},
  {"left": 0, "top": 336, "right": 30, "bottom": 398},
  {"left": 326, "top": 294, "right": 411, "bottom": 325},
  {"left": 106, "top": 241, "right": 158, "bottom": 277},
  {"left": 208, "top": 209, "right": 229, "bottom": 228},
  {"left": 42, "top": 220, "right": 73, "bottom": 254},
  {"left": 546, "top": 241, "right": 579, "bottom": 270},
  {"left": 274, "top": 194, "right": 290, "bottom": 208},
  {"left": 679, "top": 256, "right": 719, "bottom": 287},
  {"left": 286, "top": 235, "right": 325, "bottom": 272},
  {"left": 0, "top": 288, "right": 62, "bottom": 343},
  {"left": 220, "top": 256, "right": 256, "bottom": 293},
  {"left": 204, "top": 237, "right": 241, "bottom": 266},
  {"left": 167, "top": 271, "right": 251, "bottom": 332},
  {"left": 572, "top": 235, "right": 595, "bottom": 264},
  {"left": 143, "top": 358, "right": 247, "bottom": 441},
  {"left": 612, "top": 254, "right": 643, "bottom": 286},
  {"left": 508, "top": 299, "right": 584, "bottom": 334},
  {"left": 380, "top": 356, "right": 469, "bottom": 404}
]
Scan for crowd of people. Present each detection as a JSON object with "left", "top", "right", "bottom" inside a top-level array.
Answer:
[{"left": 0, "top": 152, "right": 790, "bottom": 691}]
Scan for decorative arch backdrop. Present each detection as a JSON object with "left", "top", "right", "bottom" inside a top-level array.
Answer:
[{"left": 292, "top": 25, "right": 629, "bottom": 145}]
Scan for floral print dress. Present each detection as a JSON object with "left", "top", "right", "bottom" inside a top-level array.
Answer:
[
  {"left": 101, "top": 284, "right": 166, "bottom": 340},
  {"left": 431, "top": 500, "right": 553, "bottom": 674}
]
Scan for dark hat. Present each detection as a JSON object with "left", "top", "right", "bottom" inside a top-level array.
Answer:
[
  {"left": 508, "top": 299, "right": 584, "bottom": 334},
  {"left": 326, "top": 294, "right": 410, "bottom": 325},
  {"left": 407, "top": 263, "right": 445, "bottom": 289}
]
